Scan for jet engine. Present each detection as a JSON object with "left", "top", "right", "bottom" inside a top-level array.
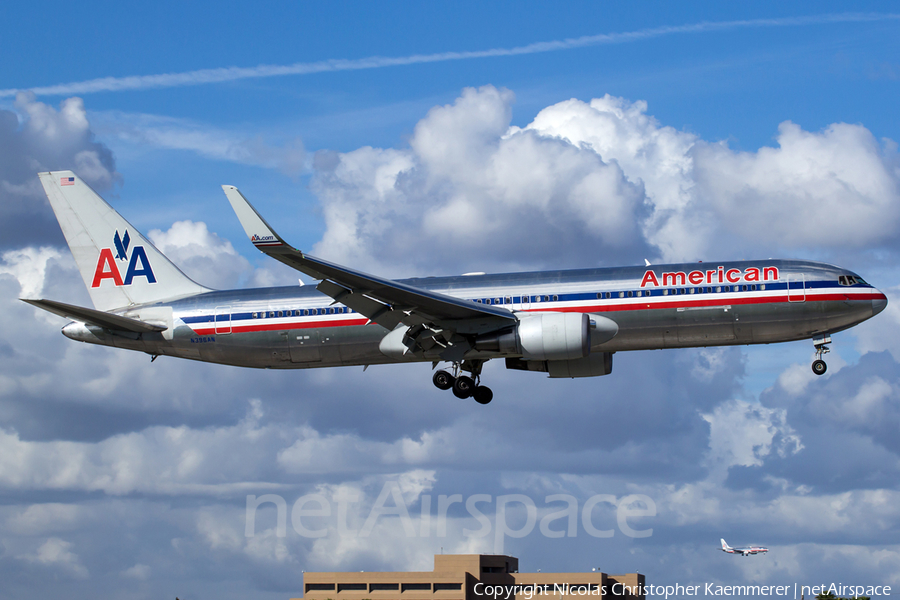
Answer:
[{"left": 475, "top": 312, "right": 615, "bottom": 361}]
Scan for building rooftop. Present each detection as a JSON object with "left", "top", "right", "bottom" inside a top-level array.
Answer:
[{"left": 295, "top": 554, "right": 644, "bottom": 600}]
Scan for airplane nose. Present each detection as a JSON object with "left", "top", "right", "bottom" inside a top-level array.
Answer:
[{"left": 873, "top": 294, "right": 888, "bottom": 317}]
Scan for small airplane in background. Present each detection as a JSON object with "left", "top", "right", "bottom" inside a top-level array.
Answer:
[
  {"left": 24, "top": 171, "right": 887, "bottom": 405},
  {"left": 721, "top": 539, "right": 768, "bottom": 556}
]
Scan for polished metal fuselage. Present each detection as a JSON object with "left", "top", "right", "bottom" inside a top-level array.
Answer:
[{"left": 62, "top": 259, "right": 886, "bottom": 369}]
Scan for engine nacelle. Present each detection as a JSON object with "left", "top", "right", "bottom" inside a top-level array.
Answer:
[
  {"left": 475, "top": 312, "right": 592, "bottom": 361},
  {"left": 505, "top": 352, "right": 614, "bottom": 378},
  {"left": 378, "top": 325, "right": 417, "bottom": 360},
  {"left": 519, "top": 312, "right": 591, "bottom": 360}
]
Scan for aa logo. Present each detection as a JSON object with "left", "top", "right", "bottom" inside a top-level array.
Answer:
[{"left": 91, "top": 230, "right": 156, "bottom": 288}]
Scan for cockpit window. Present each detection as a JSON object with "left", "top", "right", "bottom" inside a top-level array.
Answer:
[{"left": 839, "top": 275, "right": 869, "bottom": 286}]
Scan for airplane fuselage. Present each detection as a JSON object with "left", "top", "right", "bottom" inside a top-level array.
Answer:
[
  {"left": 723, "top": 547, "right": 769, "bottom": 556},
  {"left": 61, "top": 258, "right": 886, "bottom": 371}
]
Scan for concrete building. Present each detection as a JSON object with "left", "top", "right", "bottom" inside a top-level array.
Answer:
[{"left": 295, "top": 554, "right": 645, "bottom": 600}]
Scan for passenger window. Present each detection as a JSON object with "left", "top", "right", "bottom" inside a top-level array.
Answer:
[
  {"left": 252, "top": 312, "right": 258, "bottom": 319},
  {"left": 760, "top": 284, "right": 766, "bottom": 290},
  {"left": 506, "top": 297, "right": 512, "bottom": 304},
  {"left": 636, "top": 290, "right": 643, "bottom": 297},
  {"left": 663, "top": 290, "right": 669, "bottom": 296},
  {"left": 619, "top": 292, "right": 625, "bottom": 298},
  {"left": 627, "top": 291, "right": 633, "bottom": 298},
  {"left": 552, "top": 295, "right": 558, "bottom": 301}
]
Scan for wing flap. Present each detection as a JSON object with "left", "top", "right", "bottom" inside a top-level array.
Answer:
[
  {"left": 22, "top": 298, "right": 167, "bottom": 333},
  {"left": 316, "top": 279, "right": 405, "bottom": 330}
]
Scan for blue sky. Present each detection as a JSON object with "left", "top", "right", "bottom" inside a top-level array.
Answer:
[{"left": 2, "top": 2, "right": 900, "bottom": 599}]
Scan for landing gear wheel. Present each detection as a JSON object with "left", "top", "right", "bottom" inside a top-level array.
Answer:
[
  {"left": 452, "top": 376, "right": 475, "bottom": 399},
  {"left": 433, "top": 370, "right": 455, "bottom": 390},
  {"left": 811, "top": 334, "right": 831, "bottom": 377},
  {"left": 473, "top": 386, "right": 493, "bottom": 405}
]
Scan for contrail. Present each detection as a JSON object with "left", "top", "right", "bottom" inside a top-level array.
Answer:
[{"left": 2, "top": 12, "right": 897, "bottom": 98}]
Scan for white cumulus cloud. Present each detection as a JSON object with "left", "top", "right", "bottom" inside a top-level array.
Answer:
[
  {"left": 309, "top": 87, "right": 900, "bottom": 274},
  {"left": 0, "top": 94, "right": 118, "bottom": 250}
]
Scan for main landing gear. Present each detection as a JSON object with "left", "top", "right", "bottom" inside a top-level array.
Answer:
[
  {"left": 812, "top": 334, "right": 831, "bottom": 376},
  {"left": 432, "top": 360, "right": 493, "bottom": 404}
]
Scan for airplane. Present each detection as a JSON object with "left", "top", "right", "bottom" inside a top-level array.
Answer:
[
  {"left": 721, "top": 539, "right": 768, "bottom": 556},
  {"left": 24, "top": 170, "right": 888, "bottom": 405}
]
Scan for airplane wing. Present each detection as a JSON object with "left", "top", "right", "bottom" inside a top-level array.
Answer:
[
  {"left": 22, "top": 298, "right": 167, "bottom": 333},
  {"left": 222, "top": 186, "right": 517, "bottom": 359}
]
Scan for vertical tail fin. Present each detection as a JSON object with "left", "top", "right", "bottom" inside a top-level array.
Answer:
[
  {"left": 38, "top": 171, "right": 211, "bottom": 311},
  {"left": 721, "top": 539, "right": 730, "bottom": 550}
]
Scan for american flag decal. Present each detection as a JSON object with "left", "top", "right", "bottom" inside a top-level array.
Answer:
[{"left": 60, "top": 176, "right": 75, "bottom": 186}]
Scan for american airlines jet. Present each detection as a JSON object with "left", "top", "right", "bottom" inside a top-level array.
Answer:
[
  {"left": 721, "top": 539, "right": 768, "bottom": 556},
  {"left": 26, "top": 171, "right": 887, "bottom": 404}
]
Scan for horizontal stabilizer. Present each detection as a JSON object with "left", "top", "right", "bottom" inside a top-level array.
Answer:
[{"left": 22, "top": 298, "right": 167, "bottom": 333}]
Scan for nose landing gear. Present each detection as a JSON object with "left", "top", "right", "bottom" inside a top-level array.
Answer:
[
  {"left": 432, "top": 360, "right": 493, "bottom": 404},
  {"left": 811, "top": 334, "right": 831, "bottom": 376}
]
